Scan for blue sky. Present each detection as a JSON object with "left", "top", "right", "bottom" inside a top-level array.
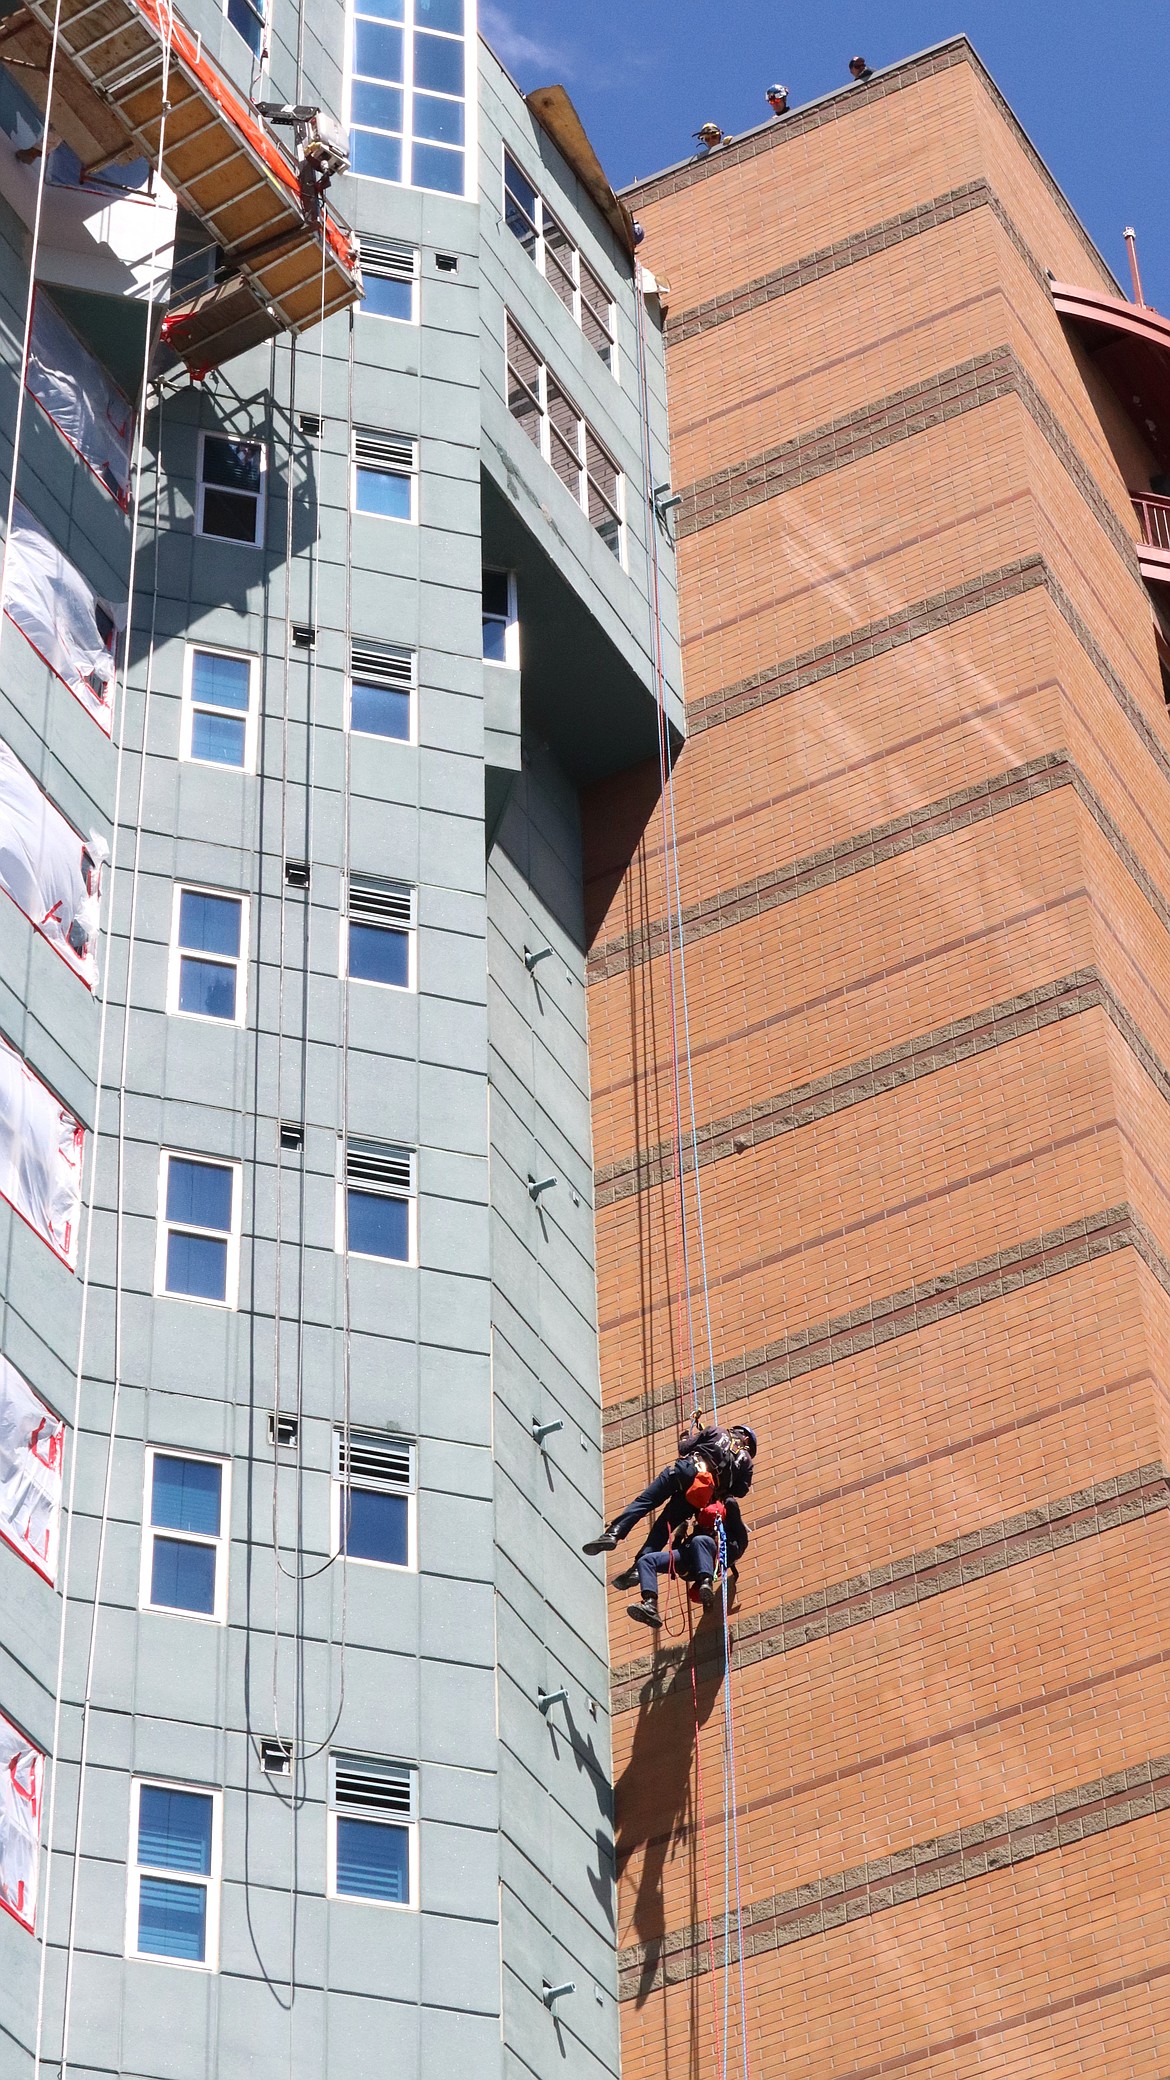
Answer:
[{"left": 481, "top": 1, "right": 1170, "bottom": 310}]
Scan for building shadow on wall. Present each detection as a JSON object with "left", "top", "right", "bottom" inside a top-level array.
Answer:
[{"left": 613, "top": 1603, "right": 728, "bottom": 2010}]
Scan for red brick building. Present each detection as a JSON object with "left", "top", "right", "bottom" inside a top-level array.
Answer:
[{"left": 584, "top": 37, "right": 1170, "bottom": 2079}]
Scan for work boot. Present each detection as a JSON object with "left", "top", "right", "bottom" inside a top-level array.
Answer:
[
  {"left": 611, "top": 1565, "right": 639, "bottom": 1591},
  {"left": 582, "top": 1527, "right": 619, "bottom": 1555},
  {"left": 628, "top": 1594, "right": 662, "bottom": 1629},
  {"left": 696, "top": 1575, "right": 715, "bottom": 1611}
]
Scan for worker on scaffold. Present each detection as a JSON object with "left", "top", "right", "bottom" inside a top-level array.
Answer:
[
  {"left": 626, "top": 1493, "right": 749, "bottom": 1629},
  {"left": 581, "top": 1417, "right": 757, "bottom": 1558}
]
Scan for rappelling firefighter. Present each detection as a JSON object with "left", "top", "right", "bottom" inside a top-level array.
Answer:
[
  {"left": 581, "top": 1417, "right": 757, "bottom": 1557},
  {"left": 626, "top": 1493, "right": 749, "bottom": 1629}
]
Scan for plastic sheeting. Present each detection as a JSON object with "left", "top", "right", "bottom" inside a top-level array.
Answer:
[
  {"left": 4, "top": 500, "right": 119, "bottom": 734},
  {"left": 0, "top": 1033, "right": 84, "bottom": 1268},
  {"left": 0, "top": 739, "right": 106, "bottom": 989},
  {"left": 27, "top": 292, "right": 133, "bottom": 507},
  {"left": 0, "top": 1354, "right": 63, "bottom": 1584},
  {"left": 0, "top": 1708, "right": 42, "bottom": 1933}
]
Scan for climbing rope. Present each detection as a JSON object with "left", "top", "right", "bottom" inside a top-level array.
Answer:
[{"left": 633, "top": 263, "right": 752, "bottom": 2080}]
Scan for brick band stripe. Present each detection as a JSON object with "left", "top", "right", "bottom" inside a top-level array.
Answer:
[
  {"left": 674, "top": 348, "right": 1136, "bottom": 573},
  {"left": 602, "top": 1201, "right": 1170, "bottom": 1450},
  {"left": 610, "top": 1461, "right": 1168, "bottom": 1717},
  {"left": 667, "top": 180, "right": 1044, "bottom": 344},
  {"left": 596, "top": 968, "right": 1170, "bottom": 1207},
  {"left": 618, "top": 1731, "right": 1170, "bottom": 1998},
  {"left": 588, "top": 750, "right": 1170, "bottom": 986}
]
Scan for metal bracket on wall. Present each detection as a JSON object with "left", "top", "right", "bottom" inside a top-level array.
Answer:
[
  {"left": 543, "top": 1981, "right": 576, "bottom": 2008},
  {"left": 532, "top": 1417, "right": 564, "bottom": 1445},
  {"left": 524, "top": 945, "right": 554, "bottom": 973},
  {"left": 528, "top": 1175, "right": 557, "bottom": 1201},
  {"left": 537, "top": 1687, "right": 568, "bottom": 1715}
]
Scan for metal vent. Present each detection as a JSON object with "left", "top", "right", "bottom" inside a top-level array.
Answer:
[
  {"left": 285, "top": 859, "right": 311, "bottom": 888},
  {"left": 279, "top": 1121, "right": 304, "bottom": 1151},
  {"left": 435, "top": 253, "right": 458, "bottom": 272},
  {"left": 360, "top": 235, "right": 416, "bottom": 280},
  {"left": 353, "top": 428, "right": 415, "bottom": 471},
  {"left": 345, "top": 1140, "right": 413, "bottom": 1195},
  {"left": 268, "top": 1411, "right": 299, "bottom": 1447},
  {"left": 350, "top": 875, "right": 413, "bottom": 926},
  {"left": 260, "top": 1737, "right": 293, "bottom": 1776},
  {"left": 350, "top": 639, "right": 414, "bottom": 688},
  {"left": 338, "top": 1429, "right": 413, "bottom": 1490},
  {"left": 292, "top": 623, "right": 315, "bottom": 648},
  {"left": 331, "top": 1756, "right": 413, "bottom": 1815},
  {"left": 298, "top": 412, "right": 323, "bottom": 438}
]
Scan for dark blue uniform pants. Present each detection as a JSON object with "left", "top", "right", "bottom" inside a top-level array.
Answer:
[
  {"left": 609, "top": 1457, "right": 700, "bottom": 1542},
  {"left": 636, "top": 1533, "right": 717, "bottom": 1599}
]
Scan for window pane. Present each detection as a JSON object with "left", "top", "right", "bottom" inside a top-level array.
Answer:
[
  {"left": 482, "top": 617, "right": 508, "bottom": 664},
  {"left": 152, "top": 1455, "right": 222, "bottom": 1536},
  {"left": 335, "top": 1817, "right": 409, "bottom": 1901},
  {"left": 200, "top": 488, "right": 258, "bottom": 544},
  {"left": 137, "top": 1876, "right": 207, "bottom": 1961},
  {"left": 349, "top": 922, "right": 410, "bottom": 987},
  {"left": 410, "top": 140, "right": 464, "bottom": 195},
  {"left": 351, "top": 680, "right": 410, "bottom": 739},
  {"left": 412, "top": 91, "right": 463, "bottom": 145},
  {"left": 351, "top": 128, "right": 403, "bottom": 182},
  {"left": 151, "top": 1535, "right": 217, "bottom": 1615},
  {"left": 191, "top": 652, "right": 251, "bottom": 710},
  {"left": 412, "top": 28, "right": 462, "bottom": 92},
  {"left": 201, "top": 439, "right": 261, "bottom": 492},
  {"left": 138, "top": 1787, "right": 213, "bottom": 1874},
  {"left": 355, "top": 467, "right": 412, "bottom": 520},
  {"left": 357, "top": 0, "right": 403, "bottom": 18},
  {"left": 191, "top": 712, "right": 247, "bottom": 766},
  {"left": 225, "top": 0, "right": 263, "bottom": 53},
  {"left": 482, "top": 570, "right": 510, "bottom": 619},
  {"left": 354, "top": 16, "right": 403, "bottom": 79},
  {"left": 363, "top": 275, "right": 413, "bottom": 321},
  {"left": 179, "top": 890, "right": 241, "bottom": 958},
  {"left": 166, "top": 1231, "right": 229, "bottom": 1301},
  {"left": 342, "top": 1487, "right": 409, "bottom": 1565},
  {"left": 351, "top": 78, "right": 403, "bottom": 131},
  {"left": 415, "top": 0, "right": 461, "bottom": 28},
  {"left": 347, "top": 1189, "right": 409, "bottom": 1261},
  {"left": 178, "top": 957, "right": 237, "bottom": 1020},
  {"left": 166, "top": 1159, "right": 233, "bottom": 1233}
]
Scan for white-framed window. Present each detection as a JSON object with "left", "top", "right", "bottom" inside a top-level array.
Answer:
[
  {"left": 225, "top": 0, "right": 263, "bottom": 55},
  {"left": 340, "top": 1140, "right": 415, "bottom": 1264},
  {"left": 181, "top": 644, "right": 258, "bottom": 771},
  {"left": 126, "top": 1778, "right": 221, "bottom": 1969},
  {"left": 331, "top": 1429, "right": 416, "bottom": 1567},
  {"left": 482, "top": 569, "right": 518, "bottom": 665},
  {"left": 139, "top": 1448, "right": 230, "bottom": 1623},
  {"left": 347, "top": 0, "right": 469, "bottom": 197},
  {"left": 167, "top": 885, "right": 249, "bottom": 1025},
  {"left": 344, "top": 876, "right": 415, "bottom": 990},
  {"left": 349, "top": 637, "right": 416, "bottom": 742},
  {"left": 352, "top": 427, "right": 417, "bottom": 522},
  {"left": 155, "top": 1151, "right": 242, "bottom": 1307},
  {"left": 196, "top": 434, "right": 265, "bottom": 547},
  {"left": 359, "top": 234, "right": 419, "bottom": 322},
  {"left": 503, "top": 151, "right": 618, "bottom": 376},
  {"left": 505, "top": 318, "right": 624, "bottom": 563},
  {"left": 328, "top": 1756, "right": 417, "bottom": 1906}
]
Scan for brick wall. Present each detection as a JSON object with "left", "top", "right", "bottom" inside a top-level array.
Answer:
[{"left": 584, "top": 37, "right": 1170, "bottom": 2080}]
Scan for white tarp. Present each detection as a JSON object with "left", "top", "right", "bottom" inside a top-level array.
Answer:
[
  {"left": 0, "top": 1354, "right": 63, "bottom": 1584},
  {"left": 27, "top": 292, "right": 133, "bottom": 508},
  {"left": 4, "top": 500, "right": 119, "bottom": 734},
  {"left": 0, "top": 1708, "right": 42, "bottom": 1933},
  {"left": 0, "top": 739, "right": 106, "bottom": 990},
  {"left": 0, "top": 1033, "right": 83, "bottom": 1268}
]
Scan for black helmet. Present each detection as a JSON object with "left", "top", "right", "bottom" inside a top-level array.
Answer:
[{"left": 732, "top": 1424, "right": 757, "bottom": 1457}]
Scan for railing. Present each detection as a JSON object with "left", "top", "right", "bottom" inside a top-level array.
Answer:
[{"left": 1132, "top": 492, "right": 1170, "bottom": 552}]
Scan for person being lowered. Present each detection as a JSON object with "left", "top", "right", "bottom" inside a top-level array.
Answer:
[
  {"left": 626, "top": 1494, "right": 749, "bottom": 1629},
  {"left": 581, "top": 1417, "right": 757, "bottom": 1557}
]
